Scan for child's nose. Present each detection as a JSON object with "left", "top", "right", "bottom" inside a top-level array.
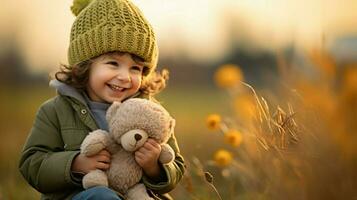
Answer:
[{"left": 116, "top": 69, "right": 131, "bottom": 82}]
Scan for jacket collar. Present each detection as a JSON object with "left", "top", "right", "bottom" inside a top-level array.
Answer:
[{"left": 49, "top": 79, "right": 87, "bottom": 105}]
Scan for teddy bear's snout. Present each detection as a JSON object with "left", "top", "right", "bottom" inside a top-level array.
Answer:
[
  {"left": 134, "top": 134, "right": 142, "bottom": 141},
  {"left": 121, "top": 129, "right": 148, "bottom": 151}
]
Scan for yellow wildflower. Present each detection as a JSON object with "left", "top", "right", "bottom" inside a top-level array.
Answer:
[
  {"left": 214, "top": 149, "right": 233, "bottom": 167},
  {"left": 308, "top": 48, "right": 336, "bottom": 79},
  {"left": 342, "top": 66, "right": 357, "bottom": 91},
  {"left": 214, "top": 64, "right": 243, "bottom": 88},
  {"left": 224, "top": 129, "right": 243, "bottom": 147},
  {"left": 206, "top": 114, "right": 221, "bottom": 130},
  {"left": 234, "top": 94, "right": 257, "bottom": 121}
]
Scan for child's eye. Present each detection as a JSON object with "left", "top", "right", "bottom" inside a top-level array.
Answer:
[
  {"left": 131, "top": 66, "right": 142, "bottom": 72},
  {"left": 106, "top": 61, "right": 118, "bottom": 66}
]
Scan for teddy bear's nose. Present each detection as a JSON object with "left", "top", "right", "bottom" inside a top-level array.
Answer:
[{"left": 134, "top": 134, "right": 142, "bottom": 141}]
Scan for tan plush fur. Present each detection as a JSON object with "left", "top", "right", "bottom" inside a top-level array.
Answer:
[{"left": 80, "top": 98, "right": 175, "bottom": 200}]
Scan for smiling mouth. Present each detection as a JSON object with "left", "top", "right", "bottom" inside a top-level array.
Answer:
[{"left": 107, "top": 84, "right": 127, "bottom": 92}]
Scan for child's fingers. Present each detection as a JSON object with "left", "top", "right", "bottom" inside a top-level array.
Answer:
[
  {"left": 96, "top": 155, "right": 111, "bottom": 164},
  {"left": 146, "top": 139, "right": 160, "bottom": 148},
  {"left": 137, "top": 146, "right": 150, "bottom": 154},
  {"left": 144, "top": 140, "right": 161, "bottom": 151},
  {"left": 135, "top": 151, "right": 145, "bottom": 158},
  {"left": 143, "top": 142, "right": 155, "bottom": 150},
  {"left": 98, "top": 149, "right": 111, "bottom": 157},
  {"left": 96, "top": 162, "right": 110, "bottom": 170},
  {"left": 135, "top": 151, "right": 146, "bottom": 161}
]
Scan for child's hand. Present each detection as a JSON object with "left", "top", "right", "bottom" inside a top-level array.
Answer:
[
  {"left": 71, "top": 149, "right": 111, "bottom": 174},
  {"left": 135, "top": 139, "right": 161, "bottom": 178}
]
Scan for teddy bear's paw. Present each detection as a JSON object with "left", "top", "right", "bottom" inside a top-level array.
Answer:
[
  {"left": 82, "top": 169, "right": 108, "bottom": 189},
  {"left": 159, "top": 144, "right": 175, "bottom": 164},
  {"left": 126, "top": 184, "right": 154, "bottom": 200},
  {"left": 81, "top": 130, "right": 109, "bottom": 156}
]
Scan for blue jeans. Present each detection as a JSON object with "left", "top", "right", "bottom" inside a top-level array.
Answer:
[{"left": 72, "top": 186, "right": 122, "bottom": 200}]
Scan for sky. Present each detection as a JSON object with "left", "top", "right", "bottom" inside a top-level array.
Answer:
[{"left": 0, "top": 0, "right": 356, "bottom": 72}]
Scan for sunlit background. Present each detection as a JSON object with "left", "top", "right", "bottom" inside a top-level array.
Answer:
[
  {"left": 1, "top": 0, "right": 357, "bottom": 71},
  {"left": 1, "top": 0, "right": 356, "bottom": 199}
]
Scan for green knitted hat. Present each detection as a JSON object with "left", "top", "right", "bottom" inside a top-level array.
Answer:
[{"left": 68, "top": 0, "right": 158, "bottom": 72}]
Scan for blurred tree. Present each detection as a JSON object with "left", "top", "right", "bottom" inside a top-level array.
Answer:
[{"left": 0, "top": 38, "right": 46, "bottom": 86}]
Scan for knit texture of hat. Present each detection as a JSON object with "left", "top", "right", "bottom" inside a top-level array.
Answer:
[{"left": 68, "top": 0, "right": 158, "bottom": 72}]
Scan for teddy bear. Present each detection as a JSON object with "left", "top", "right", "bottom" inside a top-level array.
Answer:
[{"left": 80, "top": 98, "right": 176, "bottom": 200}]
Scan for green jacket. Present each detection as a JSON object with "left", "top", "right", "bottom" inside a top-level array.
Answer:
[{"left": 19, "top": 94, "right": 185, "bottom": 200}]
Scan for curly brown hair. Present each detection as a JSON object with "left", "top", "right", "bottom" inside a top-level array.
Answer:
[{"left": 54, "top": 52, "right": 169, "bottom": 97}]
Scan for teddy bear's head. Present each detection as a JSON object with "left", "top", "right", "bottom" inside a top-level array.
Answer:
[{"left": 106, "top": 98, "right": 175, "bottom": 152}]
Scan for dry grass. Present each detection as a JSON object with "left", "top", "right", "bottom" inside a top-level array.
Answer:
[{"left": 175, "top": 48, "right": 357, "bottom": 200}]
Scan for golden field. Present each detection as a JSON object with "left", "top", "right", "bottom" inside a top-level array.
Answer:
[{"left": 1, "top": 49, "right": 356, "bottom": 200}]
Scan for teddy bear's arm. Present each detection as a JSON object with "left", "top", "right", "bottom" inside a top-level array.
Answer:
[
  {"left": 159, "top": 144, "right": 175, "bottom": 164},
  {"left": 81, "top": 129, "right": 110, "bottom": 156}
]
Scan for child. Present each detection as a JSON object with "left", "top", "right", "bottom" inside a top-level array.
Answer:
[{"left": 18, "top": 0, "right": 185, "bottom": 199}]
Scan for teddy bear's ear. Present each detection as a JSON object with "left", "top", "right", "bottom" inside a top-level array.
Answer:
[{"left": 106, "top": 101, "right": 122, "bottom": 121}]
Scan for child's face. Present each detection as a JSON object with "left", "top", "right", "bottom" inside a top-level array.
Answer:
[{"left": 86, "top": 52, "right": 144, "bottom": 103}]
